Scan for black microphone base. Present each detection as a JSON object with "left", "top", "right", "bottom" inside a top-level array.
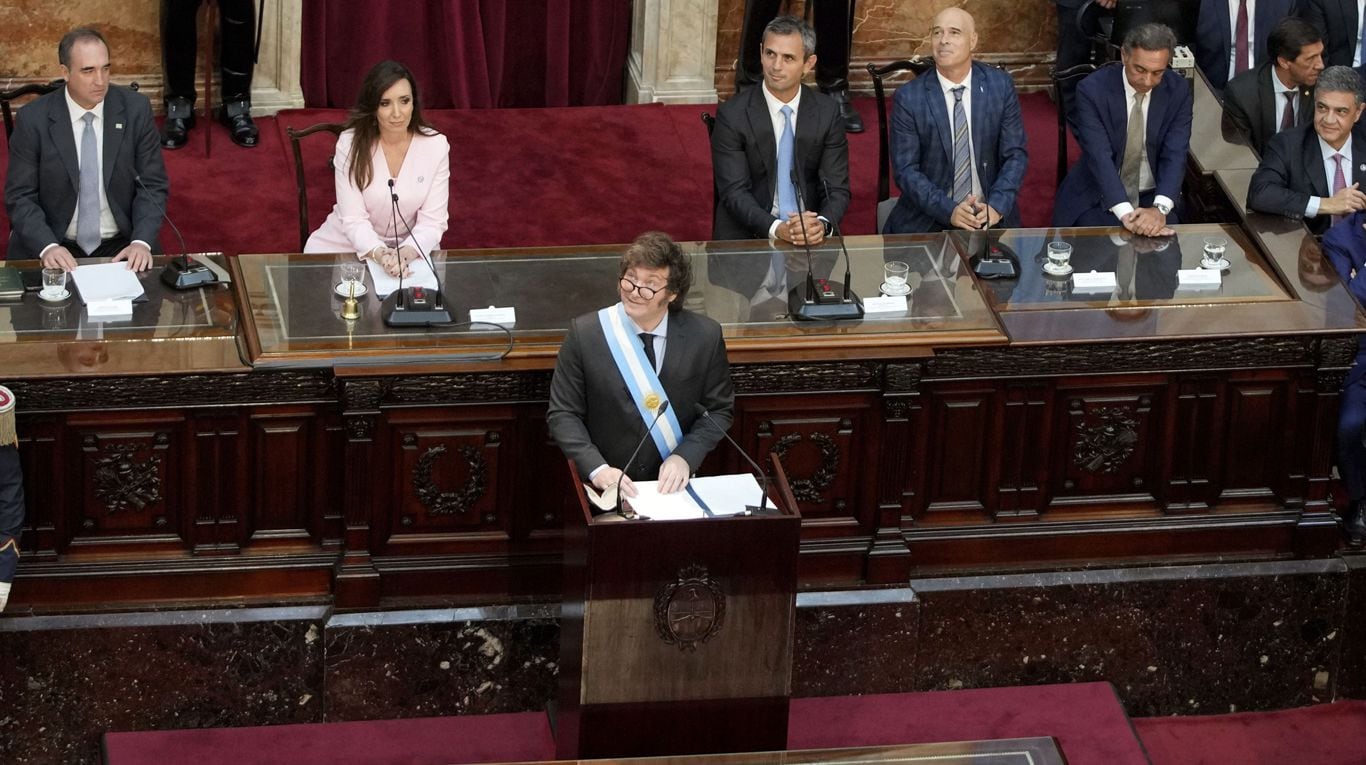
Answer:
[
  {"left": 788, "top": 284, "right": 863, "bottom": 321},
  {"left": 160, "top": 259, "right": 217, "bottom": 290},
  {"left": 382, "top": 288, "right": 454, "bottom": 327}
]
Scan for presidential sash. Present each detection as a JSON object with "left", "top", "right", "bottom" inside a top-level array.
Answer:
[{"left": 597, "top": 303, "right": 683, "bottom": 462}]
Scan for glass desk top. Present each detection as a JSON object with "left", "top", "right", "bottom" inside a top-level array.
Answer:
[
  {"left": 231, "top": 236, "right": 1006, "bottom": 368},
  {"left": 0, "top": 255, "right": 245, "bottom": 378}
]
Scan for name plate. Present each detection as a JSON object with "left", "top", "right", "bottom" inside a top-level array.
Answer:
[
  {"left": 1072, "top": 271, "right": 1118, "bottom": 292},
  {"left": 86, "top": 298, "right": 134, "bottom": 318},
  {"left": 469, "top": 305, "right": 516, "bottom": 327},
  {"left": 1177, "top": 268, "right": 1222, "bottom": 288},
  {"left": 862, "top": 295, "right": 908, "bottom": 314}
]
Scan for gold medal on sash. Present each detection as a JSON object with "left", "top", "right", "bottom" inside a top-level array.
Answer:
[{"left": 643, "top": 392, "right": 662, "bottom": 413}]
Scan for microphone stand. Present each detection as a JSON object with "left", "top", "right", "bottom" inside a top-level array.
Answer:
[
  {"left": 787, "top": 169, "right": 861, "bottom": 321},
  {"left": 136, "top": 175, "right": 215, "bottom": 289},
  {"left": 612, "top": 400, "right": 671, "bottom": 519},
  {"left": 692, "top": 404, "right": 773, "bottom": 514},
  {"left": 381, "top": 179, "right": 453, "bottom": 326}
]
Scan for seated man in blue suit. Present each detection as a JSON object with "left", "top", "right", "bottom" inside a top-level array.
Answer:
[
  {"left": 1053, "top": 24, "right": 1192, "bottom": 237},
  {"left": 1247, "top": 65, "right": 1366, "bottom": 234},
  {"left": 1320, "top": 212, "right": 1366, "bottom": 546},
  {"left": 883, "top": 7, "right": 1029, "bottom": 234},
  {"left": 1194, "top": 0, "right": 1298, "bottom": 94}
]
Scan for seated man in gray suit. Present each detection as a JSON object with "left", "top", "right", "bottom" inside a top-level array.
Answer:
[
  {"left": 1221, "top": 17, "right": 1324, "bottom": 154},
  {"left": 5, "top": 27, "right": 168, "bottom": 272},
  {"left": 547, "top": 232, "right": 735, "bottom": 501},
  {"left": 1247, "top": 65, "right": 1366, "bottom": 233}
]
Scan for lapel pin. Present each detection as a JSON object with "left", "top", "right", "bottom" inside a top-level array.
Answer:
[
  {"left": 115, "top": 122, "right": 123, "bottom": 130},
  {"left": 1359, "top": 164, "right": 1365, "bottom": 172},
  {"left": 418, "top": 176, "right": 424, "bottom": 183}
]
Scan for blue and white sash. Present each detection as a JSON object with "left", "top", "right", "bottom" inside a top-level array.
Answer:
[{"left": 597, "top": 303, "right": 683, "bottom": 462}]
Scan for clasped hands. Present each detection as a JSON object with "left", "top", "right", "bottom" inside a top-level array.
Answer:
[
  {"left": 950, "top": 194, "right": 1003, "bottom": 230},
  {"left": 591, "top": 454, "right": 692, "bottom": 502},
  {"left": 777, "top": 211, "right": 826, "bottom": 246},
  {"left": 1121, "top": 207, "right": 1175, "bottom": 238},
  {"left": 365, "top": 245, "right": 420, "bottom": 277}
]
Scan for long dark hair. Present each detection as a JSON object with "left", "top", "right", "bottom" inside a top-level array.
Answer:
[{"left": 343, "top": 60, "right": 436, "bottom": 191}]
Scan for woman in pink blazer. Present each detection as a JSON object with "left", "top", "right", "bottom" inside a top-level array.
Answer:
[{"left": 304, "top": 60, "right": 449, "bottom": 277}]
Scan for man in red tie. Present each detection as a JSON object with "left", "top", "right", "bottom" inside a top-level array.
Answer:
[
  {"left": 1248, "top": 65, "right": 1366, "bottom": 233},
  {"left": 1194, "top": 0, "right": 1297, "bottom": 93},
  {"left": 1221, "top": 17, "right": 1325, "bottom": 153}
]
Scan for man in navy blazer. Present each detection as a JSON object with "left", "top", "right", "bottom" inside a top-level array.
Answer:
[
  {"left": 1320, "top": 211, "right": 1366, "bottom": 545},
  {"left": 1247, "top": 65, "right": 1366, "bottom": 233},
  {"left": 884, "top": 7, "right": 1028, "bottom": 234},
  {"left": 1194, "top": 0, "right": 1298, "bottom": 93},
  {"left": 1053, "top": 24, "right": 1191, "bottom": 236},
  {"left": 711, "top": 15, "right": 851, "bottom": 245},
  {"left": 4, "top": 27, "right": 167, "bottom": 271},
  {"left": 1301, "top": 0, "right": 1366, "bottom": 67}
]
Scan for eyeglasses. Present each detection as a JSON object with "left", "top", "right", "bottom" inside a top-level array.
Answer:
[{"left": 620, "top": 277, "right": 666, "bottom": 300}]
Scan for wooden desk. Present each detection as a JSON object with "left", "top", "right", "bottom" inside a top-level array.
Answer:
[{"left": 2, "top": 224, "right": 1361, "bottom": 608}]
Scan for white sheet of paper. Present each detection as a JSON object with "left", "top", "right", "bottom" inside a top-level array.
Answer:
[
  {"left": 366, "top": 256, "right": 438, "bottom": 298},
  {"left": 71, "top": 262, "right": 145, "bottom": 304},
  {"left": 1072, "top": 271, "right": 1118, "bottom": 292},
  {"left": 1177, "top": 268, "right": 1221, "bottom": 286},
  {"left": 863, "top": 295, "right": 908, "bottom": 314},
  {"left": 627, "top": 473, "right": 765, "bottom": 520}
]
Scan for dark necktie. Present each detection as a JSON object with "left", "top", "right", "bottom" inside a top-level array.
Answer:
[
  {"left": 639, "top": 332, "right": 657, "bottom": 372},
  {"left": 1280, "top": 91, "right": 1296, "bottom": 132},
  {"left": 1234, "top": 0, "right": 1249, "bottom": 74}
]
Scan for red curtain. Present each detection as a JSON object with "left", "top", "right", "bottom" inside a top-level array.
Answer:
[{"left": 301, "top": 0, "right": 633, "bottom": 109}]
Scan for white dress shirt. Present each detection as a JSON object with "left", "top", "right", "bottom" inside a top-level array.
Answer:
[
  {"left": 1225, "top": 0, "right": 1258, "bottom": 80},
  {"left": 1306, "top": 135, "right": 1355, "bottom": 217},
  {"left": 936, "top": 67, "right": 983, "bottom": 201},
  {"left": 1109, "top": 75, "right": 1176, "bottom": 222},
  {"left": 1357, "top": 0, "right": 1366, "bottom": 67}
]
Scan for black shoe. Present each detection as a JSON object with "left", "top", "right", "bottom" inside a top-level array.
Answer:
[
  {"left": 220, "top": 98, "right": 259, "bottom": 148},
  {"left": 826, "top": 88, "right": 864, "bottom": 133},
  {"left": 161, "top": 96, "right": 194, "bottom": 150},
  {"left": 1347, "top": 501, "right": 1366, "bottom": 548}
]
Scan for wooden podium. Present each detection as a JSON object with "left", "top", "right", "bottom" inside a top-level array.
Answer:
[{"left": 555, "top": 456, "right": 802, "bottom": 759}]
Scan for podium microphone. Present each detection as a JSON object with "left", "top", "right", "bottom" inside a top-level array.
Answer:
[
  {"left": 613, "top": 400, "right": 671, "bottom": 519},
  {"left": 822, "top": 177, "right": 863, "bottom": 309},
  {"left": 382, "top": 179, "right": 453, "bottom": 326},
  {"left": 692, "top": 404, "right": 772, "bottom": 514},
  {"left": 135, "top": 175, "right": 214, "bottom": 289},
  {"left": 787, "top": 168, "right": 861, "bottom": 321}
]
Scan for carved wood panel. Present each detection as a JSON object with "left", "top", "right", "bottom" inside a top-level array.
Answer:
[
  {"left": 68, "top": 413, "right": 185, "bottom": 553},
  {"left": 1218, "top": 374, "right": 1292, "bottom": 505},
  {"left": 247, "top": 407, "right": 328, "bottom": 551},
  {"left": 190, "top": 412, "right": 246, "bottom": 553},
  {"left": 1051, "top": 380, "right": 1165, "bottom": 513},
  {"left": 917, "top": 383, "right": 995, "bottom": 523},
  {"left": 995, "top": 381, "right": 1052, "bottom": 519}
]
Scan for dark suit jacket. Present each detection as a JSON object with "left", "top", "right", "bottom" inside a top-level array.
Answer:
[
  {"left": 1052, "top": 64, "right": 1193, "bottom": 226},
  {"left": 1196, "top": 0, "right": 1297, "bottom": 91},
  {"left": 1323, "top": 209, "right": 1366, "bottom": 304},
  {"left": 1248, "top": 124, "right": 1366, "bottom": 232},
  {"left": 884, "top": 62, "right": 1029, "bottom": 234},
  {"left": 710, "top": 84, "right": 851, "bottom": 240},
  {"left": 4, "top": 84, "right": 168, "bottom": 260},
  {"left": 1221, "top": 60, "right": 1313, "bottom": 153},
  {"left": 1302, "top": 0, "right": 1360, "bottom": 66},
  {"left": 547, "top": 308, "right": 735, "bottom": 483}
]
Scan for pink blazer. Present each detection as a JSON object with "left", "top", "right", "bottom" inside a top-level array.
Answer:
[{"left": 304, "top": 128, "right": 450, "bottom": 257}]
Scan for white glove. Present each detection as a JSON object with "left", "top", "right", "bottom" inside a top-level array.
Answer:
[{"left": 0, "top": 581, "right": 9, "bottom": 613}]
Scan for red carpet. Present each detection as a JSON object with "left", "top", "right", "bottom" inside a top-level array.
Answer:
[
  {"left": 1, "top": 93, "right": 1066, "bottom": 260},
  {"left": 1133, "top": 700, "right": 1366, "bottom": 765}
]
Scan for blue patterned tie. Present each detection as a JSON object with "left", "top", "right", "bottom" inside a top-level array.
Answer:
[
  {"left": 951, "top": 86, "right": 971, "bottom": 203},
  {"left": 776, "top": 105, "right": 798, "bottom": 219},
  {"left": 77, "top": 112, "right": 101, "bottom": 256}
]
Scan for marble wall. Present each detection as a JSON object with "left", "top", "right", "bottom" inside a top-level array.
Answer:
[
  {"left": 3, "top": 557, "right": 1362, "bottom": 763},
  {"left": 714, "top": 0, "right": 1059, "bottom": 96}
]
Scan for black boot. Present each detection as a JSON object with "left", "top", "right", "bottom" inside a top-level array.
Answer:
[
  {"left": 161, "top": 96, "right": 195, "bottom": 149},
  {"left": 824, "top": 87, "right": 864, "bottom": 133},
  {"left": 220, "top": 96, "right": 259, "bottom": 148}
]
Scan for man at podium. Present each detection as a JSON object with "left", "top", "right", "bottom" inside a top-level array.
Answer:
[{"left": 547, "top": 232, "right": 735, "bottom": 500}]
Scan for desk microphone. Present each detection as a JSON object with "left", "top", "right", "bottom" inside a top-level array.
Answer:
[
  {"left": 692, "top": 403, "right": 773, "bottom": 514},
  {"left": 787, "top": 167, "right": 861, "bottom": 320},
  {"left": 135, "top": 174, "right": 214, "bottom": 289},
  {"left": 613, "top": 399, "right": 671, "bottom": 518},
  {"left": 821, "top": 177, "right": 863, "bottom": 313},
  {"left": 382, "top": 179, "right": 453, "bottom": 326}
]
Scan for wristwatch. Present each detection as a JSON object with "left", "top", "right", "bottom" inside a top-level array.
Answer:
[{"left": 1155, "top": 201, "right": 1172, "bottom": 216}]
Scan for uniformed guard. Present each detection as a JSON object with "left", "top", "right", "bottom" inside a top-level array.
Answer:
[{"left": 160, "top": 0, "right": 260, "bottom": 149}]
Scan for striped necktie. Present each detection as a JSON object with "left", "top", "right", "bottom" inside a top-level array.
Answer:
[{"left": 951, "top": 86, "right": 971, "bottom": 202}]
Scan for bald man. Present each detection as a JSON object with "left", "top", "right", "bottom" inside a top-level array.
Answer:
[{"left": 883, "top": 8, "right": 1028, "bottom": 233}]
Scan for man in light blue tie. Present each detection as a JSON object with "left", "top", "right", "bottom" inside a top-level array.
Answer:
[
  {"left": 5, "top": 26, "right": 168, "bottom": 271},
  {"left": 711, "top": 15, "right": 851, "bottom": 244}
]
